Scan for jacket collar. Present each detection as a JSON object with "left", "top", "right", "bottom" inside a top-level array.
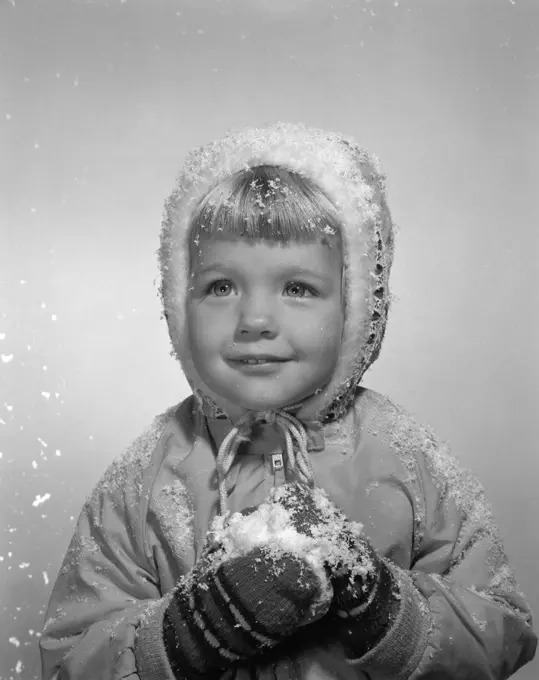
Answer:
[{"left": 205, "top": 413, "right": 326, "bottom": 455}]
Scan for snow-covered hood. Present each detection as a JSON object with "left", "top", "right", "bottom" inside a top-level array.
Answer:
[{"left": 158, "top": 122, "right": 395, "bottom": 425}]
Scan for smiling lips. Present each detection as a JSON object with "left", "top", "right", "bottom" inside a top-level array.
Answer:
[
  {"left": 229, "top": 355, "right": 291, "bottom": 367},
  {"left": 231, "top": 355, "right": 290, "bottom": 364}
]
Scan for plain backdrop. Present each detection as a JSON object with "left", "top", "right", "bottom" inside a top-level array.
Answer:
[{"left": 1, "top": 0, "right": 538, "bottom": 677}]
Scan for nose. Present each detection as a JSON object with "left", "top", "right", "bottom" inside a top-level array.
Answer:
[{"left": 236, "top": 294, "right": 278, "bottom": 339}]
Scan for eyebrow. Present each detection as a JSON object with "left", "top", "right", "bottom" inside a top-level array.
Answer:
[{"left": 193, "top": 264, "right": 332, "bottom": 283}]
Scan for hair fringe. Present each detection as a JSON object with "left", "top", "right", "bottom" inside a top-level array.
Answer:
[{"left": 189, "top": 165, "right": 343, "bottom": 247}]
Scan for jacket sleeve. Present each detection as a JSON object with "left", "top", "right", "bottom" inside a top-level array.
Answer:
[
  {"left": 39, "top": 414, "right": 183, "bottom": 680},
  {"left": 351, "top": 428, "right": 537, "bottom": 679}
]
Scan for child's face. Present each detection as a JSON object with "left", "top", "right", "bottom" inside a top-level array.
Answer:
[{"left": 187, "top": 235, "right": 344, "bottom": 421}]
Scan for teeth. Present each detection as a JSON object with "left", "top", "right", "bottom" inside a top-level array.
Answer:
[{"left": 242, "top": 359, "right": 270, "bottom": 364}]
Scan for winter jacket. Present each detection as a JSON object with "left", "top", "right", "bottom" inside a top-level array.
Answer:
[
  {"left": 40, "top": 123, "right": 537, "bottom": 678},
  {"left": 39, "top": 388, "right": 536, "bottom": 679}
]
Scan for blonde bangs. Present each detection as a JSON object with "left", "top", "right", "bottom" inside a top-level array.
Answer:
[{"left": 189, "top": 165, "right": 343, "bottom": 247}]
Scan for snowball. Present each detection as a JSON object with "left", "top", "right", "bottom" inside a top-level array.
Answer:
[{"left": 207, "top": 483, "right": 371, "bottom": 624}]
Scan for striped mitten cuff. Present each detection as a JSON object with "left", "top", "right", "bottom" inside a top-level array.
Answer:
[{"left": 163, "top": 546, "right": 321, "bottom": 680}]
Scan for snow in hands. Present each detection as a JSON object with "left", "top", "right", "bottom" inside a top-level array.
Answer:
[{"left": 209, "top": 482, "right": 373, "bottom": 586}]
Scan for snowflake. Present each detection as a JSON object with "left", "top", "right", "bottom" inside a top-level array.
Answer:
[{"left": 32, "top": 493, "right": 51, "bottom": 507}]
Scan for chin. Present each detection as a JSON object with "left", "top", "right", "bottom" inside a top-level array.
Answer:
[
  {"left": 205, "top": 365, "right": 319, "bottom": 414},
  {"left": 236, "top": 397, "right": 286, "bottom": 413},
  {"left": 234, "top": 390, "right": 307, "bottom": 413}
]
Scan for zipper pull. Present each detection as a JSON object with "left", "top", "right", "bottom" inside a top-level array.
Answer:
[{"left": 271, "top": 453, "right": 284, "bottom": 472}]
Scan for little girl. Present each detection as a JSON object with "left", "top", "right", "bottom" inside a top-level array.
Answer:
[{"left": 40, "top": 123, "right": 536, "bottom": 679}]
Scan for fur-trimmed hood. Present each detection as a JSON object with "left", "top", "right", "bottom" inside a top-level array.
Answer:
[{"left": 158, "top": 122, "right": 395, "bottom": 425}]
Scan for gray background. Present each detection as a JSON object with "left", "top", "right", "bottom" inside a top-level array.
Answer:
[{"left": 1, "top": 0, "right": 538, "bottom": 678}]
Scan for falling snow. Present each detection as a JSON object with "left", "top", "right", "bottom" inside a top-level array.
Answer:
[
  {"left": 0, "top": 3, "right": 535, "bottom": 678},
  {"left": 32, "top": 493, "right": 51, "bottom": 507}
]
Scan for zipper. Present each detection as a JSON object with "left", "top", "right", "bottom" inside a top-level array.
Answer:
[{"left": 271, "top": 452, "right": 284, "bottom": 473}]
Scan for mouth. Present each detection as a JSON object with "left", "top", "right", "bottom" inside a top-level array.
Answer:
[
  {"left": 229, "top": 355, "right": 290, "bottom": 365},
  {"left": 227, "top": 356, "right": 291, "bottom": 371},
  {"left": 236, "top": 358, "right": 287, "bottom": 365}
]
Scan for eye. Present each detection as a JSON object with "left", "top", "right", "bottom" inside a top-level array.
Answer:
[
  {"left": 207, "top": 280, "right": 233, "bottom": 296},
  {"left": 284, "top": 282, "right": 316, "bottom": 298}
]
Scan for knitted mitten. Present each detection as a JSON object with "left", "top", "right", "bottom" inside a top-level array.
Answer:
[
  {"left": 163, "top": 544, "right": 322, "bottom": 680},
  {"left": 276, "top": 483, "right": 401, "bottom": 659},
  {"left": 328, "top": 526, "right": 400, "bottom": 659}
]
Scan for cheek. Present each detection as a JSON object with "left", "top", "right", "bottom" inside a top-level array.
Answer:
[
  {"left": 297, "top": 307, "right": 343, "bottom": 359},
  {"left": 187, "top": 304, "right": 231, "bottom": 360},
  {"left": 186, "top": 305, "right": 213, "bottom": 363},
  {"left": 188, "top": 304, "right": 213, "bottom": 340}
]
